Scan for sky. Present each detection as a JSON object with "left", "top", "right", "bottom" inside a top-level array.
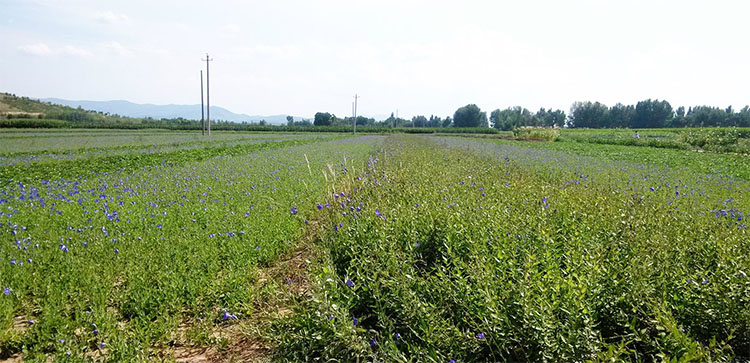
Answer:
[{"left": 1, "top": 0, "right": 749, "bottom": 119}]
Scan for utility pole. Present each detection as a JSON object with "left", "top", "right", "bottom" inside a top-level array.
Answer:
[
  {"left": 353, "top": 94, "right": 359, "bottom": 134},
  {"left": 202, "top": 53, "right": 213, "bottom": 135},
  {"left": 200, "top": 70, "right": 205, "bottom": 136}
]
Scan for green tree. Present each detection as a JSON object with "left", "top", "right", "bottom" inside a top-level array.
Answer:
[
  {"left": 607, "top": 103, "right": 635, "bottom": 128},
  {"left": 569, "top": 101, "right": 608, "bottom": 128},
  {"left": 412, "top": 115, "right": 428, "bottom": 127},
  {"left": 314, "top": 112, "right": 333, "bottom": 126},
  {"left": 442, "top": 116, "right": 453, "bottom": 128},
  {"left": 453, "top": 104, "right": 488, "bottom": 128},
  {"left": 633, "top": 99, "right": 673, "bottom": 128}
]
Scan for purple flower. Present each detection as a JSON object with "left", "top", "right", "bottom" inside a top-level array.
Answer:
[
  {"left": 222, "top": 312, "right": 238, "bottom": 320},
  {"left": 476, "top": 332, "right": 485, "bottom": 339},
  {"left": 702, "top": 279, "right": 709, "bottom": 285},
  {"left": 328, "top": 314, "right": 334, "bottom": 320},
  {"left": 345, "top": 279, "right": 355, "bottom": 288},
  {"left": 99, "top": 342, "right": 106, "bottom": 349},
  {"left": 290, "top": 207, "right": 298, "bottom": 215},
  {"left": 114, "top": 248, "right": 119, "bottom": 254},
  {"left": 93, "top": 329, "right": 99, "bottom": 335},
  {"left": 10, "top": 259, "right": 16, "bottom": 266},
  {"left": 317, "top": 204, "right": 323, "bottom": 210},
  {"left": 370, "top": 338, "right": 377, "bottom": 347},
  {"left": 375, "top": 209, "right": 383, "bottom": 218},
  {"left": 156, "top": 224, "right": 162, "bottom": 229},
  {"left": 3, "top": 287, "right": 10, "bottom": 295},
  {"left": 353, "top": 317, "right": 358, "bottom": 326}
]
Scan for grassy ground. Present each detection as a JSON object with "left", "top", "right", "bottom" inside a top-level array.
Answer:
[
  {"left": 1, "top": 130, "right": 748, "bottom": 361},
  {"left": 269, "top": 135, "right": 748, "bottom": 361},
  {"left": 556, "top": 127, "right": 750, "bottom": 154}
]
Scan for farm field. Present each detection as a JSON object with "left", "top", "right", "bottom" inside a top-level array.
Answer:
[
  {"left": 1, "top": 130, "right": 749, "bottom": 361},
  {"left": 555, "top": 127, "right": 750, "bottom": 155}
]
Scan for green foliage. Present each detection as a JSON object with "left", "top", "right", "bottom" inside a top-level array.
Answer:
[
  {"left": 678, "top": 128, "right": 740, "bottom": 149},
  {"left": 569, "top": 101, "right": 609, "bottom": 128},
  {"left": 557, "top": 128, "right": 750, "bottom": 155},
  {"left": 2, "top": 129, "right": 749, "bottom": 360},
  {"left": 314, "top": 112, "right": 334, "bottom": 126},
  {"left": 633, "top": 99, "right": 673, "bottom": 128},
  {"left": 512, "top": 128, "right": 560, "bottom": 141},
  {"left": 453, "top": 104, "right": 488, "bottom": 128},
  {"left": 272, "top": 135, "right": 749, "bottom": 361},
  {"left": 491, "top": 107, "right": 566, "bottom": 130},
  {"left": 0, "top": 119, "right": 68, "bottom": 128},
  {"left": 0, "top": 131, "right": 383, "bottom": 359}
]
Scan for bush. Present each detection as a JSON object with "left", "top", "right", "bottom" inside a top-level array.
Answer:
[
  {"left": 512, "top": 128, "right": 560, "bottom": 141},
  {"left": 678, "top": 128, "right": 740, "bottom": 148},
  {"left": 0, "top": 118, "right": 68, "bottom": 128}
]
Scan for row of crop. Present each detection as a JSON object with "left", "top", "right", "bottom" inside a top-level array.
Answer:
[
  {"left": 0, "top": 118, "right": 501, "bottom": 135},
  {"left": 269, "top": 135, "right": 749, "bottom": 361},
  {"left": 558, "top": 127, "right": 750, "bottom": 154},
  {"left": 0, "top": 136, "right": 384, "bottom": 360},
  {"left": 0, "top": 135, "right": 346, "bottom": 187}
]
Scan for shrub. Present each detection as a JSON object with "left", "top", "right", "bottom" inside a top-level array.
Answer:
[
  {"left": 512, "top": 128, "right": 560, "bottom": 141},
  {"left": 678, "top": 128, "right": 739, "bottom": 148}
]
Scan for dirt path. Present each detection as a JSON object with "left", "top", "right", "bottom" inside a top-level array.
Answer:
[{"left": 167, "top": 220, "right": 323, "bottom": 362}]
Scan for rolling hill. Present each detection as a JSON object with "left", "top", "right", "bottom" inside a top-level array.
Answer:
[{"left": 41, "top": 98, "right": 304, "bottom": 125}]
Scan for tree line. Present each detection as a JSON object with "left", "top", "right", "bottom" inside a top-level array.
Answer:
[
  {"left": 6, "top": 93, "right": 749, "bottom": 131},
  {"left": 312, "top": 100, "right": 750, "bottom": 130},
  {"left": 568, "top": 99, "right": 750, "bottom": 128}
]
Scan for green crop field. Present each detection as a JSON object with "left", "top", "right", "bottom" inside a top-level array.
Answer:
[{"left": 1, "top": 129, "right": 748, "bottom": 361}]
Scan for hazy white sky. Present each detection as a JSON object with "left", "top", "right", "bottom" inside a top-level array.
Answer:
[{"left": 1, "top": 0, "right": 748, "bottom": 119}]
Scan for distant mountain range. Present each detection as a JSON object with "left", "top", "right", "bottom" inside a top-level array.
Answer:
[{"left": 40, "top": 98, "right": 307, "bottom": 125}]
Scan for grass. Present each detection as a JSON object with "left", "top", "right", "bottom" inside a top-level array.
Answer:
[
  {"left": 0, "top": 131, "right": 384, "bottom": 360},
  {"left": 557, "top": 127, "right": 750, "bottom": 154},
  {"left": 1, "top": 129, "right": 748, "bottom": 361},
  {"left": 269, "top": 135, "right": 748, "bottom": 361}
]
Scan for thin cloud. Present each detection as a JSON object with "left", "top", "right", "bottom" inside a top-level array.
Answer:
[
  {"left": 61, "top": 45, "right": 94, "bottom": 57},
  {"left": 18, "top": 43, "right": 93, "bottom": 57},
  {"left": 93, "top": 10, "right": 129, "bottom": 24},
  {"left": 18, "top": 43, "right": 53, "bottom": 56},
  {"left": 101, "top": 41, "right": 134, "bottom": 57},
  {"left": 221, "top": 23, "right": 240, "bottom": 33}
]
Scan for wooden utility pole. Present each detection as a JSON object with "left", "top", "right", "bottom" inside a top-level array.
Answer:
[
  {"left": 202, "top": 54, "right": 213, "bottom": 135},
  {"left": 353, "top": 94, "right": 359, "bottom": 134},
  {"left": 200, "top": 70, "right": 205, "bottom": 136}
]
